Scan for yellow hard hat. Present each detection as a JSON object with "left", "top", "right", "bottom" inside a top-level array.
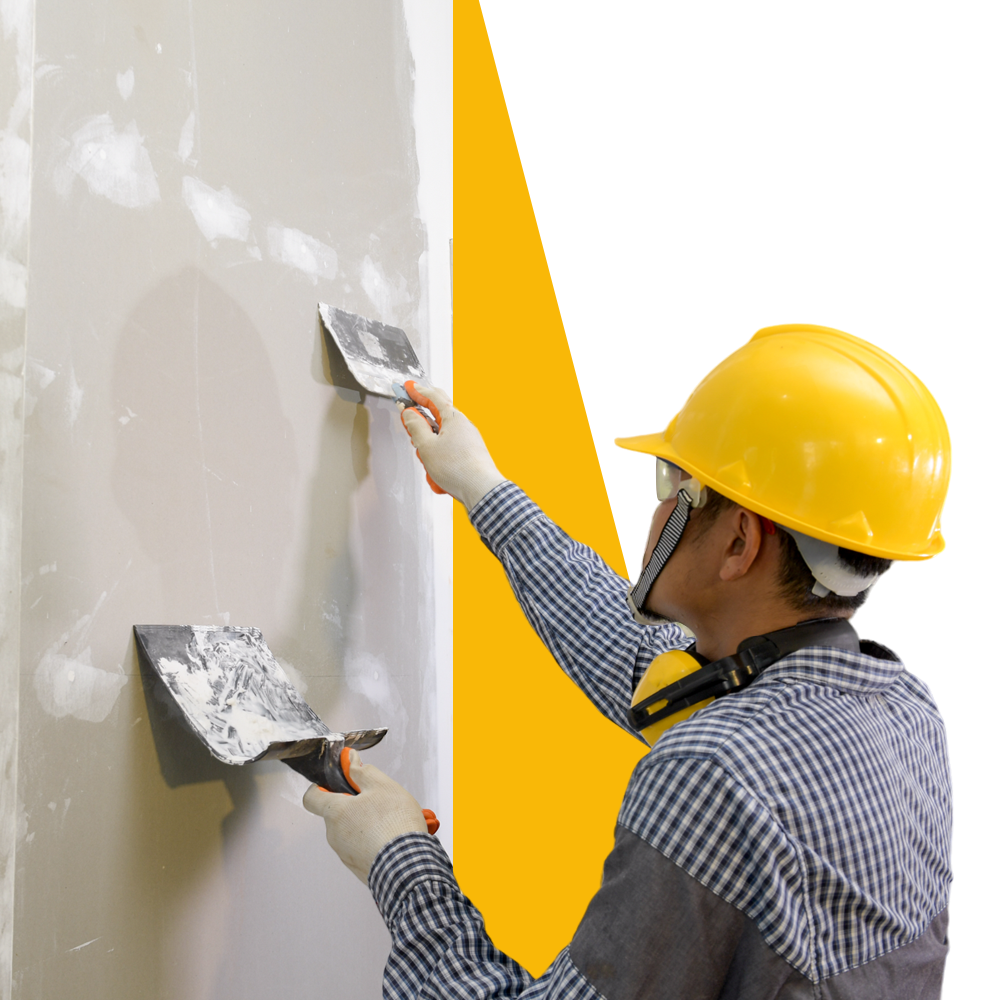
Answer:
[{"left": 616, "top": 324, "right": 950, "bottom": 560}]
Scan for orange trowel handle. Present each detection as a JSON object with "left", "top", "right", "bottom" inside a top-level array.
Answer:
[
  {"left": 402, "top": 380, "right": 447, "bottom": 495},
  {"left": 338, "top": 748, "right": 440, "bottom": 835}
]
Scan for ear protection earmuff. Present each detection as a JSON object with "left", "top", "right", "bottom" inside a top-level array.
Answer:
[{"left": 628, "top": 617, "right": 861, "bottom": 746}]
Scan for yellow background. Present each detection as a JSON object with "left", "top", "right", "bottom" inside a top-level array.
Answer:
[{"left": 454, "top": 2, "right": 954, "bottom": 975}]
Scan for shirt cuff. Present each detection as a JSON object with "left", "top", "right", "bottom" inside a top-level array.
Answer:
[
  {"left": 368, "top": 833, "right": 457, "bottom": 928},
  {"left": 468, "top": 481, "right": 546, "bottom": 556}
]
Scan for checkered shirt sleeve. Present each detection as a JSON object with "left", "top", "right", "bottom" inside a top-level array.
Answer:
[
  {"left": 370, "top": 834, "right": 604, "bottom": 999},
  {"left": 469, "top": 481, "right": 688, "bottom": 734}
]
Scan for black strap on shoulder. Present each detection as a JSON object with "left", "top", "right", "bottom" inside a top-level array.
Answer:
[{"left": 627, "top": 617, "right": 860, "bottom": 733}]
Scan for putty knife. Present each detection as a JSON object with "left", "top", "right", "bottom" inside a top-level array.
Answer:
[
  {"left": 318, "top": 304, "right": 439, "bottom": 431},
  {"left": 134, "top": 625, "right": 386, "bottom": 794}
]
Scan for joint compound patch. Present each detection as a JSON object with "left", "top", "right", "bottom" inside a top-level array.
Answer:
[
  {"left": 182, "top": 175, "right": 251, "bottom": 243},
  {"left": 56, "top": 113, "right": 159, "bottom": 208},
  {"left": 267, "top": 225, "right": 337, "bottom": 283},
  {"left": 34, "top": 646, "right": 128, "bottom": 723}
]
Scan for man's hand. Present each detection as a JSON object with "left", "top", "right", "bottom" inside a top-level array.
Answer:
[
  {"left": 399, "top": 382, "right": 506, "bottom": 509},
  {"left": 302, "top": 749, "right": 432, "bottom": 884}
]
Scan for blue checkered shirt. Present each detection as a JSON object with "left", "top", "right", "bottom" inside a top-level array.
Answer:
[{"left": 368, "top": 483, "right": 952, "bottom": 998}]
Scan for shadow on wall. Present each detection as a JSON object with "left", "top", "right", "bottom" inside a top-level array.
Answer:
[
  {"left": 106, "top": 268, "right": 378, "bottom": 997},
  {"left": 108, "top": 268, "right": 290, "bottom": 996},
  {"left": 111, "top": 266, "right": 296, "bottom": 622},
  {"left": 277, "top": 319, "right": 370, "bottom": 685}
]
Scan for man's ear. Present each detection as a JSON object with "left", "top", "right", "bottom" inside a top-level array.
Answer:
[{"left": 718, "top": 508, "right": 764, "bottom": 582}]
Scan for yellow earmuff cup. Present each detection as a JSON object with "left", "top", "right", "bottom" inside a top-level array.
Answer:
[{"left": 632, "top": 648, "right": 715, "bottom": 747}]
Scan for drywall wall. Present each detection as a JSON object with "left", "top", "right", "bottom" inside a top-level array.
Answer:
[{"left": 0, "top": 2, "right": 451, "bottom": 997}]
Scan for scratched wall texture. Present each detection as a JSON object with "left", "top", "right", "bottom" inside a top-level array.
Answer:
[{"left": 0, "top": 2, "right": 447, "bottom": 997}]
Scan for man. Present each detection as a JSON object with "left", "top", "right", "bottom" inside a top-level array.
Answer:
[{"left": 304, "top": 324, "right": 951, "bottom": 998}]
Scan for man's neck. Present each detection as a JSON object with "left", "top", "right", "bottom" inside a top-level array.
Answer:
[{"left": 691, "top": 606, "right": 840, "bottom": 662}]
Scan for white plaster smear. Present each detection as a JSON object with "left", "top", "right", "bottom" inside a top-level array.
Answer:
[
  {"left": 34, "top": 646, "right": 127, "bottom": 723},
  {"left": 182, "top": 175, "right": 250, "bottom": 243},
  {"left": 178, "top": 111, "right": 196, "bottom": 163},
  {"left": 0, "top": 256, "right": 26, "bottom": 309},
  {"left": 361, "top": 254, "right": 410, "bottom": 326},
  {"left": 56, "top": 114, "right": 160, "bottom": 208},
  {"left": 116, "top": 67, "right": 134, "bottom": 101},
  {"left": 345, "top": 650, "right": 407, "bottom": 737},
  {"left": 67, "top": 367, "right": 83, "bottom": 426},
  {"left": 23, "top": 358, "right": 55, "bottom": 418},
  {"left": 68, "top": 937, "right": 100, "bottom": 953},
  {"left": 267, "top": 225, "right": 337, "bottom": 283},
  {"left": 0, "top": 0, "right": 33, "bottom": 310},
  {"left": 0, "top": 132, "right": 31, "bottom": 250},
  {"left": 34, "top": 594, "right": 128, "bottom": 723}
]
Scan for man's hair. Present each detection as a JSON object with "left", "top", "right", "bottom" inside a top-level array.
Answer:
[{"left": 695, "top": 488, "right": 892, "bottom": 614}]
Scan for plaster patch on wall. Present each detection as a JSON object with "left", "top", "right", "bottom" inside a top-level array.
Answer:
[
  {"left": 116, "top": 67, "right": 134, "bottom": 101},
  {"left": 33, "top": 646, "right": 128, "bottom": 723},
  {"left": 182, "top": 176, "right": 250, "bottom": 243},
  {"left": 345, "top": 650, "right": 408, "bottom": 743},
  {"left": 361, "top": 254, "right": 410, "bottom": 326},
  {"left": 267, "top": 225, "right": 338, "bottom": 283},
  {"left": 0, "top": 133, "right": 31, "bottom": 251},
  {"left": 0, "top": 257, "right": 26, "bottom": 309},
  {"left": 0, "top": 130, "right": 31, "bottom": 309},
  {"left": 23, "top": 359, "right": 55, "bottom": 417},
  {"left": 33, "top": 591, "right": 128, "bottom": 723},
  {"left": 177, "top": 111, "right": 196, "bottom": 163},
  {"left": 0, "top": 0, "right": 33, "bottom": 312},
  {"left": 66, "top": 368, "right": 83, "bottom": 426},
  {"left": 56, "top": 114, "right": 160, "bottom": 208},
  {"left": 2, "top": 346, "right": 25, "bottom": 380}
]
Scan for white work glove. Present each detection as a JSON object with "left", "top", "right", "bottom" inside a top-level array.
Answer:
[
  {"left": 398, "top": 381, "right": 506, "bottom": 510},
  {"left": 302, "top": 748, "right": 438, "bottom": 884}
]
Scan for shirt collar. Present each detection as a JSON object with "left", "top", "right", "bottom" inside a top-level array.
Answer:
[{"left": 754, "top": 644, "right": 905, "bottom": 696}]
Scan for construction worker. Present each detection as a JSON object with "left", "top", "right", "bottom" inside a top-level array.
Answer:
[{"left": 304, "top": 324, "right": 952, "bottom": 998}]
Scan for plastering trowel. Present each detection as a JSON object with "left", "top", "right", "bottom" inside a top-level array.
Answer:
[
  {"left": 318, "top": 303, "right": 439, "bottom": 432},
  {"left": 134, "top": 625, "right": 386, "bottom": 794}
]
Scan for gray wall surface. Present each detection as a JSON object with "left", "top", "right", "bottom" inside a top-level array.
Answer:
[{"left": 0, "top": 2, "right": 451, "bottom": 997}]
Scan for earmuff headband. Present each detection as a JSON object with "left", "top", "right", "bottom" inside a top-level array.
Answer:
[{"left": 628, "top": 617, "right": 861, "bottom": 733}]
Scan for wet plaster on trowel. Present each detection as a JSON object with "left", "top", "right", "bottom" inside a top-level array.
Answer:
[{"left": 150, "top": 627, "right": 334, "bottom": 764}]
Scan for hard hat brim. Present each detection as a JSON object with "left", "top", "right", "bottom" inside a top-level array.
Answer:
[{"left": 614, "top": 431, "right": 944, "bottom": 561}]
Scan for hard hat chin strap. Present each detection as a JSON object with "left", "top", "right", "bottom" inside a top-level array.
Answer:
[{"left": 627, "top": 488, "right": 693, "bottom": 626}]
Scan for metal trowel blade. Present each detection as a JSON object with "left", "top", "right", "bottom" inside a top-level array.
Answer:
[
  {"left": 318, "top": 303, "right": 426, "bottom": 399},
  {"left": 133, "top": 625, "right": 386, "bottom": 767}
]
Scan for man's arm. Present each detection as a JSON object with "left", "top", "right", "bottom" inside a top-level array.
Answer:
[
  {"left": 369, "top": 827, "right": 754, "bottom": 1000},
  {"left": 399, "top": 384, "right": 688, "bottom": 734},
  {"left": 469, "top": 481, "right": 686, "bottom": 734},
  {"left": 371, "top": 834, "right": 603, "bottom": 1000}
]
